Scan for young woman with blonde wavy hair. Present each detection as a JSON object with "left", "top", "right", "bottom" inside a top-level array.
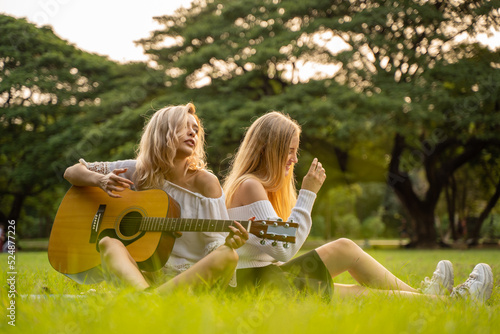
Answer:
[
  {"left": 64, "top": 103, "right": 248, "bottom": 293},
  {"left": 223, "top": 111, "right": 493, "bottom": 303}
]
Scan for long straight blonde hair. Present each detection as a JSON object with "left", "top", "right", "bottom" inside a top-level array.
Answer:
[
  {"left": 135, "top": 103, "right": 206, "bottom": 190},
  {"left": 223, "top": 111, "right": 301, "bottom": 220}
]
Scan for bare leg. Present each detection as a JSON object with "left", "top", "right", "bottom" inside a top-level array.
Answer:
[
  {"left": 316, "top": 238, "right": 418, "bottom": 293},
  {"left": 98, "top": 237, "right": 149, "bottom": 290},
  {"left": 156, "top": 245, "right": 238, "bottom": 295},
  {"left": 334, "top": 284, "right": 444, "bottom": 300}
]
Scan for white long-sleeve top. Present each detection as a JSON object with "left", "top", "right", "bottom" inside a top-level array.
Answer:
[
  {"left": 80, "top": 159, "right": 228, "bottom": 273},
  {"left": 227, "top": 189, "right": 316, "bottom": 269}
]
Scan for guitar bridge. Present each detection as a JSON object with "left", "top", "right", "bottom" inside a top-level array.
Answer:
[{"left": 89, "top": 205, "right": 106, "bottom": 243}]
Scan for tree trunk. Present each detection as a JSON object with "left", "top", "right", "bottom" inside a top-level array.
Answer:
[
  {"left": 387, "top": 134, "right": 492, "bottom": 247},
  {"left": 387, "top": 133, "right": 440, "bottom": 247},
  {"left": 8, "top": 194, "right": 26, "bottom": 224},
  {"left": 394, "top": 187, "right": 439, "bottom": 247},
  {"left": 468, "top": 178, "right": 500, "bottom": 245},
  {"left": 445, "top": 175, "right": 458, "bottom": 240},
  {"left": 410, "top": 206, "right": 439, "bottom": 248}
]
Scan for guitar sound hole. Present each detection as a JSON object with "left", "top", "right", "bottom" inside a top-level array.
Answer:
[{"left": 120, "top": 211, "right": 142, "bottom": 237}]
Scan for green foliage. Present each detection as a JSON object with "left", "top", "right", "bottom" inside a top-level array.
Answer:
[
  {"left": 481, "top": 214, "right": 500, "bottom": 240},
  {"left": 0, "top": 16, "right": 167, "bottom": 235},
  {"left": 139, "top": 3, "right": 500, "bottom": 250},
  {"left": 355, "top": 183, "right": 387, "bottom": 221},
  {"left": 335, "top": 213, "right": 361, "bottom": 238},
  {"left": 0, "top": 15, "right": 113, "bottom": 192},
  {"left": 312, "top": 182, "right": 399, "bottom": 239},
  {"left": 2, "top": 0, "right": 500, "bottom": 244},
  {"left": 0, "top": 15, "right": 119, "bottom": 233},
  {"left": 361, "top": 213, "right": 385, "bottom": 239},
  {"left": 313, "top": 185, "right": 362, "bottom": 239}
]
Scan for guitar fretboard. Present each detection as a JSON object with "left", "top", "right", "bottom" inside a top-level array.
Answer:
[{"left": 140, "top": 217, "right": 250, "bottom": 232}]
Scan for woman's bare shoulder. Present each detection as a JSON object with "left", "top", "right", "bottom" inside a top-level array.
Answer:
[
  {"left": 233, "top": 177, "right": 268, "bottom": 206},
  {"left": 193, "top": 169, "right": 222, "bottom": 198}
]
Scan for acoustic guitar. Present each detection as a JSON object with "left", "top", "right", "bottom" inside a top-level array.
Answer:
[{"left": 48, "top": 186, "right": 298, "bottom": 284}]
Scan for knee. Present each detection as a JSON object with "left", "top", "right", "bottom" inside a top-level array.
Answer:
[
  {"left": 98, "top": 237, "right": 124, "bottom": 255},
  {"left": 334, "top": 238, "right": 359, "bottom": 250},
  {"left": 321, "top": 238, "right": 361, "bottom": 258},
  {"left": 212, "top": 246, "right": 239, "bottom": 274},
  {"left": 226, "top": 247, "right": 239, "bottom": 267},
  {"left": 221, "top": 246, "right": 239, "bottom": 269}
]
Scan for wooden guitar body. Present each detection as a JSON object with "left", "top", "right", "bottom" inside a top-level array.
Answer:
[{"left": 48, "top": 186, "right": 180, "bottom": 284}]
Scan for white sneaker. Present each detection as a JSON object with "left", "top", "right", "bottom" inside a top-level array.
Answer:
[
  {"left": 420, "top": 260, "right": 454, "bottom": 295},
  {"left": 451, "top": 263, "right": 493, "bottom": 303}
]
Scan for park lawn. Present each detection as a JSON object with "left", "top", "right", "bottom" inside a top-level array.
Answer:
[{"left": 1, "top": 249, "right": 499, "bottom": 334}]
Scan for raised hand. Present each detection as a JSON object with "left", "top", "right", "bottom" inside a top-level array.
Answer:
[
  {"left": 301, "top": 158, "right": 326, "bottom": 194},
  {"left": 99, "top": 168, "right": 134, "bottom": 198},
  {"left": 224, "top": 221, "right": 249, "bottom": 249}
]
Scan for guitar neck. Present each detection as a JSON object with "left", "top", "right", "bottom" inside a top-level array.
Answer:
[{"left": 140, "top": 217, "right": 249, "bottom": 233}]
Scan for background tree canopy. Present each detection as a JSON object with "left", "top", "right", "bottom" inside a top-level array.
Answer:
[{"left": 1, "top": 0, "right": 499, "bottom": 247}]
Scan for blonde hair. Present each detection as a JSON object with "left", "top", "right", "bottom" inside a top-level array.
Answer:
[
  {"left": 223, "top": 111, "right": 301, "bottom": 220},
  {"left": 135, "top": 103, "right": 206, "bottom": 190}
]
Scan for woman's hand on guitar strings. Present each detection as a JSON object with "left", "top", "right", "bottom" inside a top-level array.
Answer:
[
  {"left": 99, "top": 168, "right": 134, "bottom": 198},
  {"left": 225, "top": 221, "right": 249, "bottom": 249}
]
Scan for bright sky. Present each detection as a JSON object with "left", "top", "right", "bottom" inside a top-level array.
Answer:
[{"left": 0, "top": 0, "right": 194, "bottom": 62}]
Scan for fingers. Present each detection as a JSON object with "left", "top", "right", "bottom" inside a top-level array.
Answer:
[
  {"left": 308, "top": 158, "right": 318, "bottom": 173},
  {"left": 226, "top": 224, "right": 248, "bottom": 249},
  {"left": 232, "top": 221, "right": 249, "bottom": 240},
  {"left": 105, "top": 184, "right": 127, "bottom": 198},
  {"left": 306, "top": 158, "right": 326, "bottom": 180},
  {"left": 113, "top": 168, "right": 130, "bottom": 177},
  {"left": 302, "top": 158, "right": 326, "bottom": 193},
  {"left": 106, "top": 190, "right": 122, "bottom": 198},
  {"left": 110, "top": 170, "right": 134, "bottom": 187},
  {"left": 316, "top": 161, "right": 326, "bottom": 179},
  {"left": 308, "top": 158, "right": 326, "bottom": 175},
  {"left": 108, "top": 184, "right": 126, "bottom": 192},
  {"left": 225, "top": 238, "right": 238, "bottom": 249},
  {"left": 229, "top": 224, "right": 249, "bottom": 242},
  {"left": 102, "top": 170, "right": 134, "bottom": 198}
]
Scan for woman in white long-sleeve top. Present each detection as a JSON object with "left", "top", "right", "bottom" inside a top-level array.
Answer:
[
  {"left": 223, "top": 111, "right": 493, "bottom": 303},
  {"left": 64, "top": 103, "right": 248, "bottom": 294}
]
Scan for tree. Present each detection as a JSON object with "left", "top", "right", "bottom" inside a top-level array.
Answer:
[
  {"left": 0, "top": 15, "right": 108, "bottom": 227},
  {"left": 138, "top": 1, "right": 500, "bottom": 246},
  {"left": 386, "top": 49, "right": 500, "bottom": 247},
  {"left": 137, "top": 0, "right": 398, "bottom": 181},
  {"left": 443, "top": 148, "right": 500, "bottom": 244},
  {"left": 286, "top": 0, "right": 500, "bottom": 246},
  {"left": 0, "top": 15, "right": 165, "bottom": 236}
]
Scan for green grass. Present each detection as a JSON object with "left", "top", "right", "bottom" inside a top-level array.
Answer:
[{"left": 1, "top": 249, "right": 499, "bottom": 334}]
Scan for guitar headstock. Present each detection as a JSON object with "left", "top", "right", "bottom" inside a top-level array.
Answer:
[{"left": 248, "top": 219, "right": 298, "bottom": 246}]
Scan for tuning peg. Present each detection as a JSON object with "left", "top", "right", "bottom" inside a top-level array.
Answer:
[
  {"left": 273, "top": 222, "right": 278, "bottom": 227},
  {"left": 260, "top": 239, "right": 266, "bottom": 245},
  {"left": 277, "top": 218, "right": 283, "bottom": 222},
  {"left": 259, "top": 231, "right": 265, "bottom": 236},
  {"left": 284, "top": 223, "right": 289, "bottom": 228},
  {"left": 289, "top": 219, "right": 294, "bottom": 223},
  {"left": 284, "top": 242, "right": 289, "bottom": 249},
  {"left": 272, "top": 241, "right": 277, "bottom": 247}
]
